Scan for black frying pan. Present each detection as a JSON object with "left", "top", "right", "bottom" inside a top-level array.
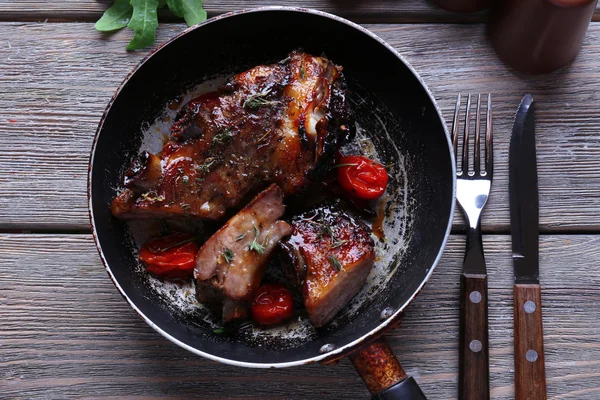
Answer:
[{"left": 88, "top": 7, "right": 455, "bottom": 399}]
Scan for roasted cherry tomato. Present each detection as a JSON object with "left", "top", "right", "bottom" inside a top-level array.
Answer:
[
  {"left": 251, "top": 284, "right": 294, "bottom": 326},
  {"left": 139, "top": 232, "right": 197, "bottom": 279},
  {"left": 336, "top": 155, "right": 388, "bottom": 200}
]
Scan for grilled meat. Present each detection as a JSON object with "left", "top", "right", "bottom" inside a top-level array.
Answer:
[
  {"left": 111, "top": 50, "right": 353, "bottom": 220},
  {"left": 194, "top": 184, "right": 292, "bottom": 301},
  {"left": 282, "top": 203, "right": 375, "bottom": 327}
]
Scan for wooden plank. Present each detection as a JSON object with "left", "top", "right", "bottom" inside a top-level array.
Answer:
[
  {"left": 1, "top": 0, "right": 599, "bottom": 23},
  {"left": 2, "top": 22, "right": 600, "bottom": 231},
  {"left": 0, "top": 0, "right": 484, "bottom": 23},
  {"left": 1, "top": 233, "right": 599, "bottom": 399}
]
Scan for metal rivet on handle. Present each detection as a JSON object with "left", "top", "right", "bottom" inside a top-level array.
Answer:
[
  {"left": 380, "top": 307, "right": 394, "bottom": 320},
  {"left": 526, "top": 349, "right": 538, "bottom": 362},
  {"left": 319, "top": 343, "right": 336, "bottom": 354},
  {"left": 524, "top": 301, "right": 536, "bottom": 314},
  {"left": 469, "top": 291, "right": 482, "bottom": 304},
  {"left": 469, "top": 340, "right": 482, "bottom": 353}
]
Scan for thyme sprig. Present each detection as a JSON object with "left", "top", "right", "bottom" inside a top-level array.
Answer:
[
  {"left": 213, "top": 320, "right": 252, "bottom": 334},
  {"left": 155, "top": 235, "right": 200, "bottom": 252},
  {"left": 329, "top": 163, "right": 359, "bottom": 170},
  {"left": 331, "top": 239, "right": 348, "bottom": 249},
  {"left": 243, "top": 89, "right": 278, "bottom": 110},
  {"left": 329, "top": 254, "right": 343, "bottom": 272},
  {"left": 221, "top": 247, "right": 234, "bottom": 264},
  {"left": 247, "top": 225, "right": 268, "bottom": 254}
]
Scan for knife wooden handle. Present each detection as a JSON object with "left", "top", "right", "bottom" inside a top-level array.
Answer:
[
  {"left": 514, "top": 283, "right": 547, "bottom": 400},
  {"left": 459, "top": 273, "right": 490, "bottom": 400}
]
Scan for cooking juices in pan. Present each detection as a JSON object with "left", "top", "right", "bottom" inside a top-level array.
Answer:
[{"left": 114, "top": 54, "right": 413, "bottom": 350}]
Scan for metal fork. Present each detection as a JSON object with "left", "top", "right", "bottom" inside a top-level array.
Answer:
[{"left": 453, "top": 93, "right": 493, "bottom": 400}]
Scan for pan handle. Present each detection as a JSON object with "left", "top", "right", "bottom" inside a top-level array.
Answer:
[{"left": 349, "top": 336, "right": 427, "bottom": 400}]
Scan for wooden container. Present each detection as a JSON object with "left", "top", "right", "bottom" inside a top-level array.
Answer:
[{"left": 489, "top": 0, "right": 598, "bottom": 73}]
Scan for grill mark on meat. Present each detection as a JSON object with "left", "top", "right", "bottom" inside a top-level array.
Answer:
[{"left": 111, "top": 50, "right": 353, "bottom": 220}]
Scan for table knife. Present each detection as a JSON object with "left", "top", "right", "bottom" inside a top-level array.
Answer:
[{"left": 509, "top": 94, "right": 547, "bottom": 400}]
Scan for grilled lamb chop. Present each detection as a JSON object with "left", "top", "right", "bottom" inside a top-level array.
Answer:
[
  {"left": 194, "top": 184, "right": 291, "bottom": 302},
  {"left": 111, "top": 50, "right": 353, "bottom": 220},
  {"left": 281, "top": 203, "right": 375, "bottom": 327}
]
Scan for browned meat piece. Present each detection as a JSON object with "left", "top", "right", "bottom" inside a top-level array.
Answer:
[
  {"left": 194, "top": 184, "right": 292, "bottom": 301},
  {"left": 282, "top": 203, "right": 375, "bottom": 327},
  {"left": 111, "top": 50, "right": 353, "bottom": 220},
  {"left": 222, "top": 299, "right": 248, "bottom": 326}
]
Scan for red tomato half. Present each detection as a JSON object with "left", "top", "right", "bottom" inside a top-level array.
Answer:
[
  {"left": 251, "top": 284, "right": 294, "bottom": 326},
  {"left": 336, "top": 155, "right": 389, "bottom": 200},
  {"left": 139, "top": 232, "right": 198, "bottom": 279}
]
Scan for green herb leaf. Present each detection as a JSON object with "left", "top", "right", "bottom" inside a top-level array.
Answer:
[
  {"left": 329, "top": 163, "right": 359, "bottom": 170},
  {"left": 331, "top": 239, "right": 348, "bottom": 249},
  {"left": 166, "top": 0, "right": 184, "bottom": 17},
  {"left": 221, "top": 247, "right": 235, "bottom": 264},
  {"left": 329, "top": 255, "right": 343, "bottom": 272},
  {"left": 248, "top": 225, "right": 266, "bottom": 254},
  {"left": 235, "top": 233, "right": 247, "bottom": 242},
  {"left": 213, "top": 320, "right": 252, "bottom": 334},
  {"left": 127, "top": 0, "right": 160, "bottom": 51},
  {"left": 156, "top": 235, "right": 200, "bottom": 252},
  {"left": 243, "top": 89, "right": 278, "bottom": 110},
  {"left": 181, "top": 0, "right": 207, "bottom": 26},
  {"left": 95, "top": 0, "right": 133, "bottom": 32}
]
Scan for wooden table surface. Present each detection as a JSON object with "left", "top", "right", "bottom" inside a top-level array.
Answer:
[{"left": 2, "top": 2, "right": 600, "bottom": 399}]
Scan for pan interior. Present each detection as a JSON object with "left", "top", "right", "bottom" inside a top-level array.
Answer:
[{"left": 90, "top": 9, "right": 453, "bottom": 366}]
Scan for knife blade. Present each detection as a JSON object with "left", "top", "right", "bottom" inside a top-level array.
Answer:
[{"left": 509, "top": 94, "right": 547, "bottom": 400}]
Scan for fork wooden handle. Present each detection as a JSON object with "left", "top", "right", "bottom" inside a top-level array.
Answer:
[
  {"left": 459, "top": 273, "right": 490, "bottom": 400},
  {"left": 514, "top": 284, "right": 547, "bottom": 400}
]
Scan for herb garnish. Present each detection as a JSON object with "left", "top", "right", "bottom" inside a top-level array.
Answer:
[
  {"left": 254, "top": 129, "right": 272, "bottom": 145},
  {"left": 330, "top": 163, "right": 359, "bottom": 170},
  {"left": 95, "top": 0, "right": 207, "bottom": 51},
  {"left": 300, "top": 66, "right": 306, "bottom": 80},
  {"left": 221, "top": 247, "right": 234, "bottom": 264},
  {"left": 331, "top": 239, "right": 348, "bottom": 249},
  {"left": 243, "top": 89, "right": 278, "bottom": 110},
  {"left": 329, "top": 255, "right": 343, "bottom": 272},
  {"left": 212, "top": 129, "right": 233, "bottom": 146},
  {"left": 141, "top": 191, "right": 165, "bottom": 202},
  {"left": 196, "top": 158, "right": 217, "bottom": 174},
  {"left": 181, "top": 203, "right": 191, "bottom": 216},
  {"left": 213, "top": 320, "right": 252, "bottom": 334},
  {"left": 235, "top": 233, "right": 247, "bottom": 242},
  {"left": 182, "top": 175, "right": 189, "bottom": 184},
  {"left": 248, "top": 225, "right": 266, "bottom": 254},
  {"left": 156, "top": 235, "right": 200, "bottom": 252}
]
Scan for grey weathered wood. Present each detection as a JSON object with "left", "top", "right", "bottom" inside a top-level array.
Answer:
[
  {"left": 0, "top": 0, "right": 484, "bottom": 23},
  {"left": 1, "top": 0, "right": 599, "bottom": 23},
  {"left": 1, "top": 233, "right": 599, "bottom": 399},
  {"left": 2, "top": 22, "right": 600, "bottom": 231}
]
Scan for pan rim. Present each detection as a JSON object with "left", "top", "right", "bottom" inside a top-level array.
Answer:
[{"left": 88, "top": 5, "right": 457, "bottom": 368}]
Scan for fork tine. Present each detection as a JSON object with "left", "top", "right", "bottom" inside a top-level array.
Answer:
[
  {"left": 485, "top": 93, "right": 493, "bottom": 177},
  {"left": 452, "top": 94, "right": 461, "bottom": 166},
  {"left": 474, "top": 94, "right": 481, "bottom": 175},
  {"left": 462, "top": 94, "right": 471, "bottom": 173}
]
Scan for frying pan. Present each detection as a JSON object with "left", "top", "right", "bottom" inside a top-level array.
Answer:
[{"left": 88, "top": 7, "right": 455, "bottom": 399}]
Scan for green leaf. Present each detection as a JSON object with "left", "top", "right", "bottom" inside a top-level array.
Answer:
[
  {"left": 95, "top": 0, "right": 133, "bottom": 32},
  {"left": 181, "top": 0, "right": 207, "bottom": 26},
  {"left": 166, "top": 0, "right": 184, "bottom": 18},
  {"left": 127, "top": 0, "right": 160, "bottom": 51}
]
